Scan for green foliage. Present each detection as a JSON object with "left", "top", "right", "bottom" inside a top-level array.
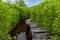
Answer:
[
  {"left": 18, "top": 0, "right": 26, "bottom": 7},
  {"left": 0, "top": 0, "right": 2, "bottom": 2},
  {"left": 0, "top": 1, "right": 29, "bottom": 40},
  {"left": 30, "top": 0, "right": 60, "bottom": 39},
  {"left": 19, "top": 7, "right": 30, "bottom": 19},
  {"left": 0, "top": 2, "right": 20, "bottom": 40},
  {"left": 0, "top": 0, "right": 60, "bottom": 40}
]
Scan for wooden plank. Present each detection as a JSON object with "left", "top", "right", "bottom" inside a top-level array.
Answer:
[
  {"left": 31, "top": 30, "right": 45, "bottom": 32},
  {"left": 26, "top": 19, "right": 32, "bottom": 22},
  {"left": 26, "top": 22, "right": 35, "bottom": 25},
  {"left": 31, "top": 27, "right": 44, "bottom": 30},
  {"left": 29, "top": 24, "right": 38, "bottom": 28},
  {"left": 32, "top": 38, "right": 51, "bottom": 40},
  {"left": 33, "top": 33, "right": 50, "bottom": 39},
  {"left": 32, "top": 38, "right": 44, "bottom": 40}
]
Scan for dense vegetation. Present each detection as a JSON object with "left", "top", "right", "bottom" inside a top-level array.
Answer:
[
  {"left": 0, "top": 2, "right": 21, "bottom": 40},
  {"left": 30, "top": 0, "right": 60, "bottom": 39},
  {"left": 0, "top": 0, "right": 60, "bottom": 40},
  {"left": 0, "top": 1, "right": 30, "bottom": 40}
]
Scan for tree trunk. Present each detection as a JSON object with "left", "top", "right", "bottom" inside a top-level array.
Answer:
[{"left": 26, "top": 25, "right": 32, "bottom": 40}]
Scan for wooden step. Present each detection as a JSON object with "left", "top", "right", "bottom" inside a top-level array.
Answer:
[
  {"left": 32, "top": 38, "right": 51, "bottom": 40},
  {"left": 29, "top": 24, "right": 38, "bottom": 28},
  {"left": 31, "top": 27, "right": 44, "bottom": 30},
  {"left": 31, "top": 30, "right": 46, "bottom": 33},
  {"left": 32, "top": 33, "right": 50, "bottom": 39},
  {"left": 26, "top": 19, "right": 32, "bottom": 22},
  {"left": 26, "top": 22, "right": 35, "bottom": 25},
  {"left": 30, "top": 26, "right": 41, "bottom": 29}
]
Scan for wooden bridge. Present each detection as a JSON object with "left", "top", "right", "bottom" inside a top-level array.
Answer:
[{"left": 17, "top": 19, "right": 52, "bottom": 40}]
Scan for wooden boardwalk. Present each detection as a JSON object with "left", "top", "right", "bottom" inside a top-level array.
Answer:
[
  {"left": 17, "top": 19, "right": 52, "bottom": 40},
  {"left": 25, "top": 19, "right": 52, "bottom": 40}
]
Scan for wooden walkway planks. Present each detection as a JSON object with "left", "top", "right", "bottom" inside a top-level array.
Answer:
[
  {"left": 25, "top": 19, "right": 52, "bottom": 40},
  {"left": 17, "top": 19, "right": 52, "bottom": 40}
]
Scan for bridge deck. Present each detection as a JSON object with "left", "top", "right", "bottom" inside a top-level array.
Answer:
[{"left": 17, "top": 19, "right": 52, "bottom": 40}]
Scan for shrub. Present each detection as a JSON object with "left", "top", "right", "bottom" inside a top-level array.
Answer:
[
  {"left": 0, "top": 2, "right": 30, "bottom": 40},
  {"left": 0, "top": 2, "right": 20, "bottom": 40},
  {"left": 30, "top": 0, "right": 60, "bottom": 39}
]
